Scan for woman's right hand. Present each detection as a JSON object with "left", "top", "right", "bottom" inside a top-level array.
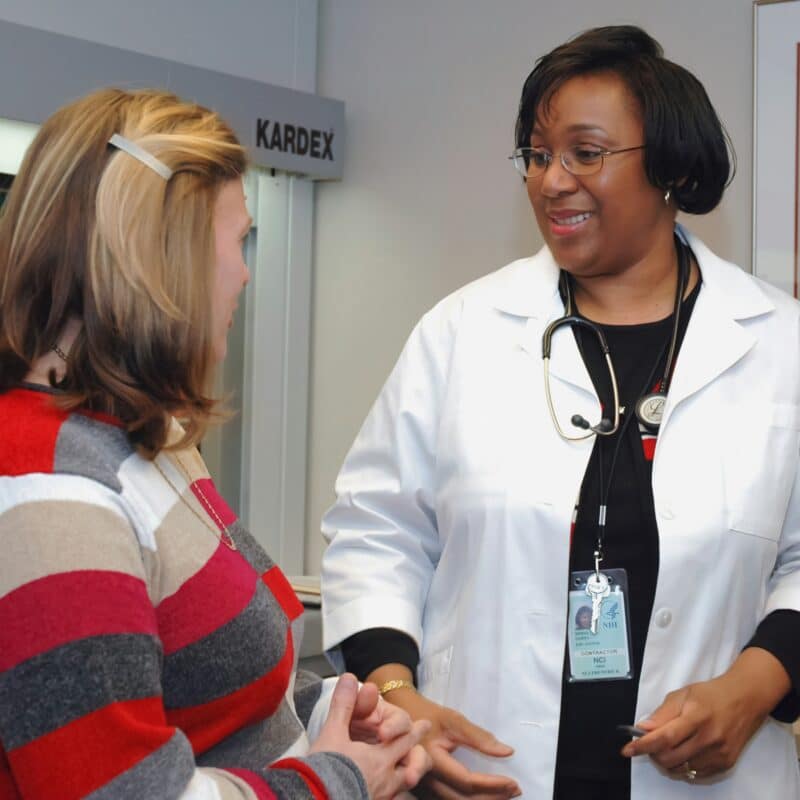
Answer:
[
  {"left": 381, "top": 688, "right": 521, "bottom": 799},
  {"left": 310, "top": 674, "right": 433, "bottom": 799}
]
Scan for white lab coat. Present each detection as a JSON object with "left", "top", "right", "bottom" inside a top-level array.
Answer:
[{"left": 321, "top": 227, "right": 800, "bottom": 798}]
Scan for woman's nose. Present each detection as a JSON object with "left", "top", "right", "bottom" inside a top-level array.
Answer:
[{"left": 539, "top": 154, "right": 579, "bottom": 197}]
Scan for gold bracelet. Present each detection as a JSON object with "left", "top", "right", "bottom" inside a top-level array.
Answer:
[{"left": 378, "top": 679, "right": 416, "bottom": 696}]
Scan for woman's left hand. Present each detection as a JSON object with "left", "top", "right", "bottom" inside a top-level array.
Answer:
[
  {"left": 349, "top": 681, "right": 414, "bottom": 744},
  {"left": 621, "top": 648, "right": 791, "bottom": 779}
]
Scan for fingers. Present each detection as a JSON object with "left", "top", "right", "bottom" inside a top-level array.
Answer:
[
  {"left": 376, "top": 699, "right": 414, "bottom": 742},
  {"left": 400, "top": 743, "right": 433, "bottom": 788},
  {"left": 621, "top": 688, "right": 693, "bottom": 760},
  {"left": 654, "top": 735, "right": 700, "bottom": 771},
  {"left": 353, "top": 680, "right": 380, "bottom": 721},
  {"left": 350, "top": 700, "right": 417, "bottom": 745},
  {"left": 422, "top": 775, "right": 521, "bottom": 799},
  {"left": 384, "top": 718, "right": 431, "bottom": 762},
  {"left": 635, "top": 720, "right": 737, "bottom": 775},
  {"left": 445, "top": 712, "right": 514, "bottom": 758},
  {"left": 426, "top": 748, "right": 521, "bottom": 797},
  {"left": 622, "top": 715, "right": 696, "bottom": 762},
  {"left": 642, "top": 687, "right": 688, "bottom": 728},
  {"left": 324, "top": 673, "right": 359, "bottom": 730}
]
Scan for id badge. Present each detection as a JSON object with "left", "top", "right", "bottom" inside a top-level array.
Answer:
[{"left": 567, "top": 568, "right": 632, "bottom": 682}]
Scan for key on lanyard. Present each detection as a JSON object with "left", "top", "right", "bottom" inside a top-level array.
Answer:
[{"left": 586, "top": 550, "right": 610, "bottom": 634}]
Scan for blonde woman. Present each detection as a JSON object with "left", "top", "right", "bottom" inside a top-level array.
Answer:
[{"left": 0, "top": 88, "right": 430, "bottom": 800}]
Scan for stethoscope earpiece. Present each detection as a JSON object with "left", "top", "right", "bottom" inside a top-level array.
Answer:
[{"left": 571, "top": 414, "right": 613, "bottom": 434}]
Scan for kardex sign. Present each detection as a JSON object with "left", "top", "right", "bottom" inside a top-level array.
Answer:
[{"left": 0, "top": 20, "right": 345, "bottom": 181}]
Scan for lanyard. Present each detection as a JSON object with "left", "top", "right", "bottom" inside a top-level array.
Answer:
[
  {"left": 575, "top": 239, "right": 690, "bottom": 575},
  {"left": 592, "top": 346, "right": 666, "bottom": 572}
]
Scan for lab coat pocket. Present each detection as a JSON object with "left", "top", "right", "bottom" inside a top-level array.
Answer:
[
  {"left": 723, "top": 402, "right": 800, "bottom": 541},
  {"left": 417, "top": 645, "right": 453, "bottom": 705}
]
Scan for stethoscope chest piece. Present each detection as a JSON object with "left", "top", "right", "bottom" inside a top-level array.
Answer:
[{"left": 635, "top": 392, "right": 666, "bottom": 433}]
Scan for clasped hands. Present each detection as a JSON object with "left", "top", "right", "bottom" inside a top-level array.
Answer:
[
  {"left": 310, "top": 673, "right": 432, "bottom": 799},
  {"left": 329, "top": 648, "right": 790, "bottom": 797}
]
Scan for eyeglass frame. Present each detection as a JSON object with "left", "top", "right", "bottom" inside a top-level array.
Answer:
[{"left": 509, "top": 144, "right": 646, "bottom": 179}]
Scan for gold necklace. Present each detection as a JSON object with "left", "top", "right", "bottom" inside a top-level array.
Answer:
[{"left": 153, "top": 454, "right": 237, "bottom": 550}]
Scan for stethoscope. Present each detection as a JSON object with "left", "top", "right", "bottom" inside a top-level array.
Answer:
[{"left": 542, "top": 239, "right": 690, "bottom": 441}]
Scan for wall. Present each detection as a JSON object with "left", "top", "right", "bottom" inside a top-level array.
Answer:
[
  {"left": 307, "top": 0, "right": 755, "bottom": 571},
  {"left": 0, "top": 0, "right": 316, "bottom": 91}
]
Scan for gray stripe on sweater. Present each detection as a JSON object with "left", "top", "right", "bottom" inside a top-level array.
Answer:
[
  {"left": 257, "top": 766, "right": 314, "bottom": 799},
  {"left": 287, "top": 753, "right": 369, "bottom": 800},
  {"left": 0, "top": 633, "right": 162, "bottom": 750},
  {"left": 196, "top": 699, "right": 303, "bottom": 768},
  {"left": 54, "top": 414, "right": 133, "bottom": 493},
  {"left": 162, "top": 578, "right": 288, "bottom": 709},
  {"left": 293, "top": 669, "right": 323, "bottom": 729},
  {"left": 229, "top": 522, "right": 274, "bottom": 574},
  {"left": 86, "top": 729, "right": 194, "bottom": 800}
]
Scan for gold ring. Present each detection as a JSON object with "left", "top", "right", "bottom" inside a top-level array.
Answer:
[{"left": 685, "top": 762, "right": 697, "bottom": 781}]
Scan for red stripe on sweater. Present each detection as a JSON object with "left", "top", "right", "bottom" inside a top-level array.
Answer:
[
  {"left": 6, "top": 696, "right": 171, "bottom": 800},
  {"left": 272, "top": 758, "right": 328, "bottom": 800},
  {"left": 0, "top": 571, "right": 156, "bottom": 671},
  {"left": 0, "top": 388, "right": 68, "bottom": 476},
  {"left": 262, "top": 566, "right": 304, "bottom": 622},
  {"left": 0, "top": 746, "right": 20, "bottom": 800},
  {"left": 166, "top": 629, "right": 295, "bottom": 754},
  {"left": 190, "top": 479, "right": 237, "bottom": 530},
  {"left": 156, "top": 541, "right": 258, "bottom": 656},
  {"left": 225, "top": 769, "right": 278, "bottom": 799}
]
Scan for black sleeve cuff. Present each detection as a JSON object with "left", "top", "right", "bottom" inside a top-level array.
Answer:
[
  {"left": 745, "top": 609, "right": 800, "bottom": 722},
  {"left": 339, "top": 627, "right": 420, "bottom": 683}
]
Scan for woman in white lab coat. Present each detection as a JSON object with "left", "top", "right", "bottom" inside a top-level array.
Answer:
[{"left": 321, "top": 25, "right": 800, "bottom": 800}]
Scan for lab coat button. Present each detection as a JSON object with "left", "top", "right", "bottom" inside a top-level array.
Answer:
[{"left": 654, "top": 608, "right": 673, "bottom": 628}]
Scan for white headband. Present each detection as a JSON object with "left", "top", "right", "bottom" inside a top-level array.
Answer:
[{"left": 108, "top": 133, "right": 173, "bottom": 181}]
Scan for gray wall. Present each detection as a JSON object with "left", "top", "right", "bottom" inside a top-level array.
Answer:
[
  {"left": 0, "top": 0, "right": 315, "bottom": 90},
  {"left": 307, "top": 0, "right": 754, "bottom": 571}
]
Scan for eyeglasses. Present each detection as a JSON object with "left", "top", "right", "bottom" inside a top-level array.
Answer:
[{"left": 509, "top": 144, "right": 645, "bottom": 179}]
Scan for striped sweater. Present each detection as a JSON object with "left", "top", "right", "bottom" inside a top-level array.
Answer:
[{"left": 0, "top": 385, "right": 367, "bottom": 800}]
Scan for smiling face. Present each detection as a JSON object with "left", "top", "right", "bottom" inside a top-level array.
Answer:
[
  {"left": 526, "top": 71, "right": 675, "bottom": 281},
  {"left": 211, "top": 179, "right": 252, "bottom": 363}
]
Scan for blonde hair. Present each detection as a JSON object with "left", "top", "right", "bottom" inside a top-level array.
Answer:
[{"left": 0, "top": 88, "right": 247, "bottom": 456}]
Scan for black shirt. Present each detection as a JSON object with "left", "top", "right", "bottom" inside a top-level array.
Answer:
[{"left": 554, "top": 281, "right": 700, "bottom": 787}]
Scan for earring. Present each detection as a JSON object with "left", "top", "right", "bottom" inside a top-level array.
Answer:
[{"left": 664, "top": 188, "right": 671, "bottom": 205}]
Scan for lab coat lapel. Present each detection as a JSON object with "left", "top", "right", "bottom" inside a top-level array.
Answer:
[
  {"left": 542, "top": 313, "right": 597, "bottom": 399},
  {"left": 496, "top": 247, "right": 596, "bottom": 400},
  {"left": 660, "top": 228, "right": 772, "bottom": 430},
  {"left": 660, "top": 290, "right": 754, "bottom": 428}
]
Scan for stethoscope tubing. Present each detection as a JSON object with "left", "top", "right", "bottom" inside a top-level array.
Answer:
[
  {"left": 542, "top": 314, "right": 621, "bottom": 440},
  {"left": 543, "top": 238, "right": 689, "bottom": 441}
]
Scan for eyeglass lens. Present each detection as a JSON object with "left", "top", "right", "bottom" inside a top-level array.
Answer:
[{"left": 512, "top": 147, "right": 605, "bottom": 178}]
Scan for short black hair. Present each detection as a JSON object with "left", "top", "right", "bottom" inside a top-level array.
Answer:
[{"left": 515, "top": 25, "right": 734, "bottom": 214}]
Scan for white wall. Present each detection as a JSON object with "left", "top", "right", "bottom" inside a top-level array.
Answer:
[{"left": 307, "top": 0, "right": 754, "bottom": 571}]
